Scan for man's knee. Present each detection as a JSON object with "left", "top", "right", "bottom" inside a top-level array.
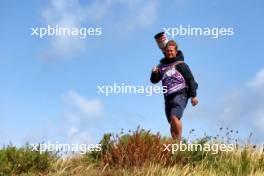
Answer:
[{"left": 170, "top": 115, "right": 180, "bottom": 124}]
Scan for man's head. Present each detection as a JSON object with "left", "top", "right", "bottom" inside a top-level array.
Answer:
[{"left": 165, "top": 40, "right": 178, "bottom": 59}]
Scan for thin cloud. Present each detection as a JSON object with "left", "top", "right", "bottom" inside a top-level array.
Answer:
[
  {"left": 62, "top": 91, "right": 103, "bottom": 119},
  {"left": 247, "top": 68, "right": 264, "bottom": 91},
  {"left": 184, "top": 67, "right": 264, "bottom": 143},
  {"left": 59, "top": 91, "right": 104, "bottom": 144},
  {"left": 39, "top": 0, "right": 159, "bottom": 60},
  {"left": 217, "top": 68, "right": 264, "bottom": 143}
]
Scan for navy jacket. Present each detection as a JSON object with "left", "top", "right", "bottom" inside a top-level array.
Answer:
[{"left": 150, "top": 50, "right": 198, "bottom": 98}]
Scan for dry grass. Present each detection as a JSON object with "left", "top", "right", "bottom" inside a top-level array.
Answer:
[{"left": 1, "top": 127, "right": 264, "bottom": 176}]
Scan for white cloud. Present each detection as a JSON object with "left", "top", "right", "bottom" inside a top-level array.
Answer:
[
  {"left": 66, "top": 126, "right": 92, "bottom": 144},
  {"left": 39, "top": 0, "right": 158, "bottom": 60},
  {"left": 218, "top": 89, "right": 244, "bottom": 124},
  {"left": 116, "top": 0, "right": 158, "bottom": 32},
  {"left": 184, "top": 67, "right": 264, "bottom": 143},
  {"left": 248, "top": 68, "right": 264, "bottom": 90},
  {"left": 59, "top": 91, "right": 104, "bottom": 144},
  {"left": 214, "top": 68, "right": 264, "bottom": 143},
  {"left": 62, "top": 91, "right": 103, "bottom": 119},
  {"left": 173, "top": 0, "right": 191, "bottom": 9},
  {"left": 252, "top": 109, "right": 264, "bottom": 134}
]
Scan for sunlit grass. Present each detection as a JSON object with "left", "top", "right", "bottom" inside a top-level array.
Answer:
[{"left": 1, "top": 127, "right": 264, "bottom": 176}]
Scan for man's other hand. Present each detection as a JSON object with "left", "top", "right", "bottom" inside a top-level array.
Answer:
[{"left": 191, "top": 97, "right": 198, "bottom": 106}]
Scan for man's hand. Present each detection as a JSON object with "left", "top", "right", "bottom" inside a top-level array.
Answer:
[
  {"left": 152, "top": 66, "right": 160, "bottom": 73},
  {"left": 191, "top": 97, "right": 198, "bottom": 106}
]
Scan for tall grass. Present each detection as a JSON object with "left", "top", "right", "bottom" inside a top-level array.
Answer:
[{"left": 1, "top": 127, "right": 264, "bottom": 175}]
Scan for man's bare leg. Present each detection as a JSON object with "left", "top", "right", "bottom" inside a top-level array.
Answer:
[
  {"left": 170, "top": 125, "right": 176, "bottom": 139},
  {"left": 170, "top": 115, "right": 182, "bottom": 141}
]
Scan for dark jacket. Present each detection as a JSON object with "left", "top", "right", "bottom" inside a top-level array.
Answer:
[{"left": 150, "top": 50, "right": 198, "bottom": 98}]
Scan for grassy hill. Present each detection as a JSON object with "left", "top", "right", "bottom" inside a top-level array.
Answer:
[{"left": 1, "top": 127, "right": 264, "bottom": 176}]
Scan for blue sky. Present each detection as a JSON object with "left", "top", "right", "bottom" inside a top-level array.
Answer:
[{"left": 0, "top": 0, "right": 264, "bottom": 147}]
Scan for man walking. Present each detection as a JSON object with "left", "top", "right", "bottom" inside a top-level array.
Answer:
[{"left": 150, "top": 39, "right": 198, "bottom": 141}]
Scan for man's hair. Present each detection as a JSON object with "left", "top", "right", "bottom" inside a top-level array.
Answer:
[{"left": 165, "top": 40, "right": 178, "bottom": 51}]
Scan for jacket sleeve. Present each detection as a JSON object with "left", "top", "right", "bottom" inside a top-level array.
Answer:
[
  {"left": 150, "top": 69, "right": 162, "bottom": 84},
  {"left": 177, "top": 63, "right": 198, "bottom": 97}
]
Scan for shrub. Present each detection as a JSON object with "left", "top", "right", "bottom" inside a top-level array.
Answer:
[{"left": 0, "top": 143, "right": 58, "bottom": 175}]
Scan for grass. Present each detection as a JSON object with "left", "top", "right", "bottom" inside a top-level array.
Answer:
[{"left": 0, "top": 127, "right": 264, "bottom": 176}]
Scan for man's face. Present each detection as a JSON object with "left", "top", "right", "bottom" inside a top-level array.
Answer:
[{"left": 165, "top": 45, "right": 177, "bottom": 59}]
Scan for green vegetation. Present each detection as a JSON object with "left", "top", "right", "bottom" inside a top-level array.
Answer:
[
  {"left": 1, "top": 128, "right": 264, "bottom": 176},
  {"left": 0, "top": 143, "right": 58, "bottom": 176}
]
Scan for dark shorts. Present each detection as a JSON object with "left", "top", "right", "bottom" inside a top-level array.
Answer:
[{"left": 165, "top": 94, "right": 188, "bottom": 123}]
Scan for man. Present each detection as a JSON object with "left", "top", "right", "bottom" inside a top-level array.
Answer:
[{"left": 150, "top": 40, "right": 198, "bottom": 141}]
